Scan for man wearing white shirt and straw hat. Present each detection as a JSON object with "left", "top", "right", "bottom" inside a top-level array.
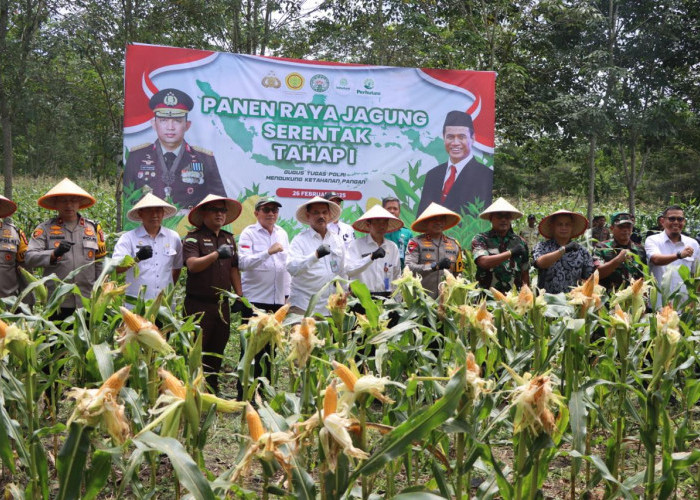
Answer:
[
  {"left": 287, "top": 196, "right": 347, "bottom": 315},
  {"left": 112, "top": 192, "right": 183, "bottom": 307},
  {"left": 346, "top": 205, "right": 402, "bottom": 297}
]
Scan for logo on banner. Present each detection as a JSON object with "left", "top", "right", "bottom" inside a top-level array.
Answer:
[
  {"left": 310, "top": 74, "right": 330, "bottom": 93},
  {"left": 261, "top": 72, "right": 281, "bottom": 88},
  {"left": 285, "top": 72, "right": 305, "bottom": 90},
  {"left": 333, "top": 77, "right": 352, "bottom": 96},
  {"left": 357, "top": 77, "right": 381, "bottom": 96},
  {"left": 363, "top": 78, "right": 375, "bottom": 90}
]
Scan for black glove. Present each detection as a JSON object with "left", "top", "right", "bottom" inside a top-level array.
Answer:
[
  {"left": 135, "top": 245, "right": 153, "bottom": 262},
  {"left": 53, "top": 241, "right": 74, "bottom": 258},
  {"left": 564, "top": 242, "right": 580, "bottom": 253},
  {"left": 316, "top": 244, "right": 331, "bottom": 259},
  {"left": 437, "top": 257, "right": 452, "bottom": 270},
  {"left": 217, "top": 244, "right": 232, "bottom": 260},
  {"left": 510, "top": 244, "right": 527, "bottom": 259},
  {"left": 371, "top": 247, "right": 386, "bottom": 260}
]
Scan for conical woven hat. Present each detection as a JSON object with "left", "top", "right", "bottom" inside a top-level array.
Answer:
[
  {"left": 127, "top": 193, "right": 177, "bottom": 222},
  {"left": 0, "top": 195, "right": 17, "bottom": 218},
  {"left": 352, "top": 205, "right": 404, "bottom": 233},
  {"left": 188, "top": 194, "right": 242, "bottom": 227},
  {"left": 295, "top": 196, "right": 342, "bottom": 225},
  {"left": 411, "top": 202, "right": 461, "bottom": 233},
  {"left": 38, "top": 178, "right": 95, "bottom": 210},
  {"left": 479, "top": 197, "right": 523, "bottom": 220},
  {"left": 539, "top": 209, "right": 588, "bottom": 239}
]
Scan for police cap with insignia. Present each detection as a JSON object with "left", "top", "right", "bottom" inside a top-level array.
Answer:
[
  {"left": 443, "top": 110, "right": 474, "bottom": 134},
  {"left": 149, "top": 88, "right": 194, "bottom": 118}
]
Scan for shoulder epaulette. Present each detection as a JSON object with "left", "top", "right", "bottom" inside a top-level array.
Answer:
[
  {"left": 83, "top": 217, "right": 100, "bottom": 228},
  {"left": 130, "top": 143, "right": 151, "bottom": 152},
  {"left": 190, "top": 145, "right": 214, "bottom": 156}
]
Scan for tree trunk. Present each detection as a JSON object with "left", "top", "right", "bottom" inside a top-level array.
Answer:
[
  {"left": 1, "top": 105, "right": 12, "bottom": 199},
  {"left": 587, "top": 133, "right": 596, "bottom": 223}
]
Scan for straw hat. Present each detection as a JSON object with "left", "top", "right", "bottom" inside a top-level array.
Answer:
[
  {"left": 479, "top": 197, "right": 523, "bottom": 220},
  {"left": 0, "top": 195, "right": 17, "bottom": 218},
  {"left": 352, "top": 205, "right": 404, "bottom": 233},
  {"left": 188, "top": 194, "right": 242, "bottom": 227},
  {"left": 295, "top": 196, "right": 341, "bottom": 225},
  {"left": 538, "top": 209, "right": 588, "bottom": 239},
  {"left": 127, "top": 193, "right": 177, "bottom": 222},
  {"left": 411, "top": 202, "right": 461, "bottom": 233},
  {"left": 38, "top": 178, "right": 96, "bottom": 210}
]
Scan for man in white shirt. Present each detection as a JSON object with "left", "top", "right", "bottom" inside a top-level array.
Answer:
[
  {"left": 322, "top": 192, "right": 355, "bottom": 248},
  {"left": 645, "top": 205, "right": 699, "bottom": 309},
  {"left": 346, "top": 205, "right": 402, "bottom": 296},
  {"left": 287, "top": 196, "right": 347, "bottom": 316},
  {"left": 237, "top": 197, "right": 291, "bottom": 397},
  {"left": 113, "top": 193, "right": 183, "bottom": 307}
]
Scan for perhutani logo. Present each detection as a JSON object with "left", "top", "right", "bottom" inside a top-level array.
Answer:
[
  {"left": 310, "top": 74, "right": 330, "bottom": 93},
  {"left": 356, "top": 77, "right": 380, "bottom": 96},
  {"left": 285, "top": 72, "right": 305, "bottom": 90},
  {"left": 261, "top": 72, "right": 281, "bottom": 88},
  {"left": 333, "top": 77, "right": 352, "bottom": 95}
]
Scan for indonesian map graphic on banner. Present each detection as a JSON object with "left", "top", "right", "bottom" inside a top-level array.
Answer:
[{"left": 123, "top": 43, "right": 495, "bottom": 239}]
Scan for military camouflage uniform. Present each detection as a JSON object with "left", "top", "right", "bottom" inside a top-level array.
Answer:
[
  {"left": 405, "top": 233, "right": 464, "bottom": 298},
  {"left": 594, "top": 239, "right": 647, "bottom": 291},
  {"left": 0, "top": 219, "right": 28, "bottom": 297},
  {"left": 25, "top": 215, "right": 107, "bottom": 308},
  {"left": 518, "top": 226, "right": 539, "bottom": 251},
  {"left": 472, "top": 229, "right": 529, "bottom": 293}
]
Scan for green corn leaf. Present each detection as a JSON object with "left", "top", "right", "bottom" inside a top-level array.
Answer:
[
  {"left": 134, "top": 431, "right": 215, "bottom": 500},
  {"left": 57, "top": 423, "right": 92, "bottom": 500},
  {"left": 83, "top": 449, "right": 113, "bottom": 500}
]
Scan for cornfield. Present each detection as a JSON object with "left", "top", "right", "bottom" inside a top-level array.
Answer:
[{"left": 1, "top": 253, "right": 698, "bottom": 499}]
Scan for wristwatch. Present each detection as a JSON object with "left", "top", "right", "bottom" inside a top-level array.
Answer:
[{"left": 676, "top": 251, "right": 683, "bottom": 260}]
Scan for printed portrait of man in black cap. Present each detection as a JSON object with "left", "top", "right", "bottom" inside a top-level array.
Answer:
[
  {"left": 415, "top": 110, "right": 493, "bottom": 218},
  {"left": 124, "top": 88, "right": 226, "bottom": 212}
]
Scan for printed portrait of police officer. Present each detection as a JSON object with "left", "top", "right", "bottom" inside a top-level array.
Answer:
[
  {"left": 124, "top": 88, "right": 226, "bottom": 212},
  {"left": 415, "top": 110, "right": 493, "bottom": 218}
]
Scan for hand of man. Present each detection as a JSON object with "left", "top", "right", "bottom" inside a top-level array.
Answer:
[
  {"left": 437, "top": 257, "right": 452, "bottom": 270},
  {"left": 268, "top": 242, "right": 283, "bottom": 255},
  {"left": 53, "top": 241, "right": 74, "bottom": 258},
  {"left": 681, "top": 246, "right": 694, "bottom": 258},
  {"left": 616, "top": 249, "right": 628, "bottom": 262},
  {"left": 316, "top": 244, "right": 331, "bottom": 259},
  {"left": 510, "top": 244, "right": 527, "bottom": 259},
  {"left": 135, "top": 245, "right": 153, "bottom": 262},
  {"left": 371, "top": 247, "right": 386, "bottom": 260},
  {"left": 564, "top": 242, "right": 580, "bottom": 253},
  {"left": 217, "top": 244, "right": 233, "bottom": 260}
]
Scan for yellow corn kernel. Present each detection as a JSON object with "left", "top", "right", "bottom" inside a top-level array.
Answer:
[
  {"left": 246, "top": 403, "right": 265, "bottom": 441},
  {"left": 324, "top": 381, "right": 338, "bottom": 417},
  {"left": 158, "top": 368, "right": 187, "bottom": 399},
  {"left": 0, "top": 318, "right": 7, "bottom": 339},
  {"left": 98, "top": 366, "right": 131, "bottom": 397},
  {"left": 120, "top": 306, "right": 146, "bottom": 332},
  {"left": 274, "top": 303, "right": 291, "bottom": 323},
  {"left": 332, "top": 361, "right": 357, "bottom": 392}
]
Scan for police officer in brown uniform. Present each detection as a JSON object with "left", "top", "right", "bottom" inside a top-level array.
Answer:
[
  {"left": 0, "top": 195, "right": 28, "bottom": 298},
  {"left": 405, "top": 202, "right": 464, "bottom": 298},
  {"left": 25, "top": 179, "right": 107, "bottom": 319},
  {"left": 183, "top": 194, "right": 242, "bottom": 393},
  {"left": 124, "top": 88, "right": 226, "bottom": 211}
]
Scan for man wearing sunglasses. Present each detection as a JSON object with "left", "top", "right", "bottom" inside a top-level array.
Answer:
[
  {"left": 645, "top": 205, "right": 698, "bottom": 309},
  {"left": 236, "top": 197, "right": 290, "bottom": 397}
]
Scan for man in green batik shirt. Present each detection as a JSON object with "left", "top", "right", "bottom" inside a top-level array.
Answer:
[
  {"left": 382, "top": 196, "right": 413, "bottom": 269},
  {"left": 594, "top": 212, "right": 647, "bottom": 292},
  {"left": 471, "top": 198, "right": 529, "bottom": 293}
]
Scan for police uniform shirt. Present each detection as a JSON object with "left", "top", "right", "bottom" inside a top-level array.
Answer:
[
  {"left": 328, "top": 220, "right": 355, "bottom": 248},
  {"left": 238, "top": 222, "right": 291, "bottom": 305},
  {"left": 0, "top": 219, "right": 28, "bottom": 297},
  {"left": 112, "top": 225, "right": 183, "bottom": 303},
  {"left": 183, "top": 226, "right": 237, "bottom": 299},
  {"left": 346, "top": 235, "right": 400, "bottom": 293},
  {"left": 287, "top": 227, "right": 346, "bottom": 315},
  {"left": 125, "top": 140, "right": 226, "bottom": 212},
  {"left": 25, "top": 215, "right": 107, "bottom": 308},
  {"left": 405, "top": 233, "right": 463, "bottom": 298}
]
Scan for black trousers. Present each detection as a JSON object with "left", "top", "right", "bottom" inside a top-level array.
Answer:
[{"left": 185, "top": 297, "right": 230, "bottom": 394}]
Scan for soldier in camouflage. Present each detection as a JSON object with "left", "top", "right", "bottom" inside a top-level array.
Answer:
[
  {"left": 472, "top": 198, "right": 529, "bottom": 293},
  {"left": 594, "top": 212, "right": 647, "bottom": 292}
]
